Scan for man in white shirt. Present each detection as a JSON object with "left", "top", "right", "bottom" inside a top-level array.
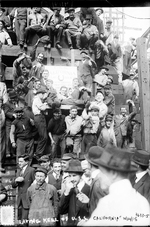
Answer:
[
  {"left": 32, "top": 88, "right": 49, "bottom": 159},
  {"left": 79, "top": 144, "right": 150, "bottom": 226},
  {"left": 65, "top": 105, "right": 83, "bottom": 156}
]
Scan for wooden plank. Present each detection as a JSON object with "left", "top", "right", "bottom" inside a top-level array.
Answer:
[
  {"left": 1, "top": 45, "right": 82, "bottom": 60},
  {"left": 136, "top": 37, "right": 150, "bottom": 152}
]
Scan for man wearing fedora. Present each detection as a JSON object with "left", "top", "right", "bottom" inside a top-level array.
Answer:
[
  {"left": 11, "top": 154, "right": 35, "bottom": 225},
  {"left": 27, "top": 166, "right": 58, "bottom": 226},
  {"left": 10, "top": 106, "right": 35, "bottom": 161},
  {"left": 132, "top": 149, "right": 150, "bottom": 204},
  {"left": 80, "top": 14, "right": 99, "bottom": 53},
  {"left": 97, "top": 114, "right": 116, "bottom": 148},
  {"left": 64, "top": 8, "right": 82, "bottom": 50},
  {"left": 59, "top": 159, "right": 90, "bottom": 226},
  {"left": 81, "top": 144, "right": 150, "bottom": 226},
  {"left": 84, "top": 146, "right": 108, "bottom": 216},
  {"left": 32, "top": 88, "right": 49, "bottom": 159}
]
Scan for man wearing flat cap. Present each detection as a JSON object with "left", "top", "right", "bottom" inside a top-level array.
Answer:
[
  {"left": 102, "top": 19, "right": 113, "bottom": 45},
  {"left": 27, "top": 166, "right": 58, "bottom": 226},
  {"left": 81, "top": 103, "right": 100, "bottom": 153},
  {"left": 103, "top": 83, "right": 115, "bottom": 116},
  {"left": 11, "top": 154, "right": 35, "bottom": 224},
  {"left": 94, "top": 8, "right": 104, "bottom": 39},
  {"left": 80, "top": 14, "right": 99, "bottom": 53},
  {"left": 59, "top": 159, "right": 90, "bottom": 226},
  {"left": 10, "top": 106, "right": 35, "bottom": 160},
  {"left": 132, "top": 149, "right": 150, "bottom": 204},
  {"left": 64, "top": 8, "right": 82, "bottom": 50},
  {"left": 97, "top": 114, "right": 116, "bottom": 148},
  {"left": 80, "top": 144, "right": 150, "bottom": 226},
  {"left": 44, "top": 7, "right": 65, "bottom": 50},
  {"left": 32, "top": 87, "right": 49, "bottom": 159}
]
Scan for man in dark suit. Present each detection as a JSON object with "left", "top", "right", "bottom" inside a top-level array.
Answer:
[
  {"left": 85, "top": 146, "right": 108, "bottom": 216},
  {"left": 59, "top": 159, "right": 90, "bottom": 226},
  {"left": 11, "top": 154, "right": 35, "bottom": 224},
  {"left": 132, "top": 149, "right": 150, "bottom": 204}
]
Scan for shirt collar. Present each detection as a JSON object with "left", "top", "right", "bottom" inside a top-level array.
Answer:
[
  {"left": 91, "top": 169, "right": 100, "bottom": 179},
  {"left": 135, "top": 170, "right": 147, "bottom": 183},
  {"left": 35, "top": 182, "right": 46, "bottom": 191}
]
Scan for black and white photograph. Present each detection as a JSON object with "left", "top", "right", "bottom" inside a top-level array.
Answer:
[{"left": 0, "top": 2, "right": 150, "bottom": 226}]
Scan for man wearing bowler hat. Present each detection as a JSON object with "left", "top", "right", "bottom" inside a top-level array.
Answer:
[
  {"left": 10, "top": 106, "right": 35, "bottom": 161},
  {"left": 59, "top": 159, "right": 90, "bottom": 226},
  {"left": 132, "top": 149, "right": 150, "bottom": 204},
  {"left": 64, "top": 8, "right": 82, "bottom": 50},
  {"left": 84, "top": 146, "right": 108, "bottom": 216},
  {"left": 81, "top": 144, "right": 150, "bottom": 226},
  {"left": 80, "top": 14, "right": 99, "bottom": 53},
  {"left": 27, "top": 167, "right": 58, "bottom": 226}
]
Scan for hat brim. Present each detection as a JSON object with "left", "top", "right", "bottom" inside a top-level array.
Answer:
[
  {"left": 94, "top": 159, "right": 138, "bottom": 172},
  {"left": 84, "top": 154, "right": 99, "bottom": 167},
  {"left": 132, "top": 159, "right": 149, "bottom": 167}
]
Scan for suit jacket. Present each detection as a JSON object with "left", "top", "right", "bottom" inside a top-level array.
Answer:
[
  {"left": 89, "top": 172, "right": 107, "bottom": 216},
  {"left": 133, "top": 172, "right": 150, "bottom": 204},
  {"left": 48, "top": 172, "right": 62, "bottom": 190},
  {"left": 59, "top": 183, "right": 90, "bottom": 226},
  {"left": 12, "top": 165, "right": 35, "bottom": 209}
]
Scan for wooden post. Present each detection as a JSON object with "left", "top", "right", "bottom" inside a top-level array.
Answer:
[
  {"left": 136, "top": 37, "right": 150, "bottom": 152},
  {"left": 71, "top": 49, "right": 75, "bottom": 66}
]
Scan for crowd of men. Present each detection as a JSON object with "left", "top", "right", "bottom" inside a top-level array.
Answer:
[{"left": 0, "top": 6, "right": 150, "bottom": 227}]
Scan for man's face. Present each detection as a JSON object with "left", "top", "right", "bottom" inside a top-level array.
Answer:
[
  {"left": 61, "top": 160, "right": 69, "bottom": 171},
  {"left": 70, "top": 108, "right": 78, "bottom": 118},
  {"left": 105, "top": 120, "right": 112, "bottom": 128},
  {"left": 35, "top": 172, "right": 46, "bottom": 186},
  {"left": 104, "top": 88, "right": 110, "bottom": 95},
  {"left": 95, "top": 92, "right": 104, "bottom": 102},
  {"left": 40, "top": 161, "right": 50, "bottom": 170},
  {"left": 53, "top": 162, "right": 61, "bottom": 175},
  {"left": 73, "top": 78, "right": 79, "bottom": 87},
  {"left": 16, "top": 111, "right": 23, "bottom": 119},
  {"left": 96, "top": 9, "right": 102, "bottom": 17},
  {"left": 53, "top": 111, "right": 61, "bottom": 120},
  {"left": 34, "top": 81, "right": 41, "bottom": 90},
  {"left": 106, "top": 23, "right": 112, "bottom": 29},
  {"left": 0, "top": 9, "right": 4, "bottom": 16},
  {"left": 85, "top": 18, "right": 91, "bottom": 25},
  {"left": 120, "top": 108, "right": 127, "bottom": 116},
  {"left": 18, "top": 158, "right": 28, "bottom": 169},
  {"left": 69, "top": 173, "right": 81, "bottom": 187},
  {"left": 37, "top": 53, "right": 44, "bottom": 63},
  {"left": 21, "top": 66, "right": 30, "bottom": 76},
  {"left": 42, "top": 70, "right": 49, "bottom": 80},
  {"left": 69, "top": 10, "right": 75, "bottom": 19},
  {"left": 90, "top": 109, "right": 99, "bottom": 116},
  {"left": 60, "top": 87, "right": 67, "bottom": 96}
]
